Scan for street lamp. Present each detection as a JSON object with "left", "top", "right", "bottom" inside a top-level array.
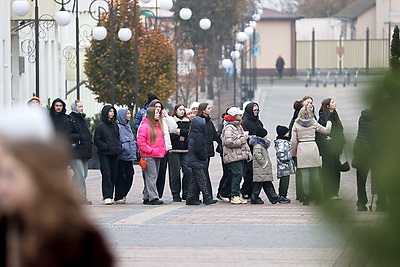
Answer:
[{"left": 12, "top": 0, "right": 68, "bottom": 98}]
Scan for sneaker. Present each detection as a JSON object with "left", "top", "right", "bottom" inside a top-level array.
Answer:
[
  {"left": 357, "top": 204, "right": 367, "bottom": 211},
  {"left": 250, "top": 198, "right": 264, "bottom": 204},
  {"left": 103, "top": 198, "right": 113, "bottom": 205},
  {"left": 203, "top": 198, "right": 218, "bottom": 205},
  {"left": 143, "top": 199, "right": 150, "bottom": 205},
  {"left": 217, "top": 194, "right": 230, "bottom": 203},
  {"left": 186, "top": 199, "right": 201, "bottom": 205},
  {"left": 231, "top": 196, "right": 243, "bottom": 204},
  {"left": 330, "top": 195, "right": 343, "bottom": 200},
  {"left": 279, "top": 197, "right": 291, "bottom": 204},
  {"left": 149, "top": 199, "right": 164, "bottom": 205},
  {"left": 115, "top": 199, "right": 126, "bottom": 204},
  {"left": 173, "top": 196, "right": 182, "bottom": 202}
]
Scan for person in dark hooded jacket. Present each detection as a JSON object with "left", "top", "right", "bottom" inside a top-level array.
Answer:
[
  {"left": 115, "top": 108, "right": 137, "bottom": 204},
  {"left": 65, "top": 100, "right": 93, "bottom": 204},
  {"left": 241, "top": 102, "right": 267, "bottom": 199},
  {"left": 134, "top": 93, "right": 158, "bottom": 132},
  {"left": 49, "top": 98, "right": 69, "bottom": 134},
  {"left": 186, "top": 116, "right": 217, "bottom": 205},
  {"left": 94, "top": 105, "right": 122, "bottom": 205}
]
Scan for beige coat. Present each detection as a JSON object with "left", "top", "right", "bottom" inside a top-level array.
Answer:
[
  {"left": 291, "top": 119, "right": 332, "bottom": 168},
  {"left": 221, "top": 121, "right": 252, "bottom": 164},
  {"left": 252, "top": 143, "right": 274, "bottom": 182}
]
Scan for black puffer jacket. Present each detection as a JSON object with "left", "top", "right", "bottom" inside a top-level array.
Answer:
[
  {"left": 65, "top": 112, "right": 93, "bottom": 159},
  {"left": 187, "top": 117, "right": 208, "bottom": 169},
  {"left": 170, "top": 116, "right": 190, "bottom": 152},
  {"left": 317, "top": 108, "right": 345, "bottom": 156},
  {"left": 199, "top": 114, "right": 218, "bottom": 158},
  {"left": 49, "top": 98, "right": 69, "bottom": 134},
  {"left": 94, "top": 105, "right": 122, "bottom": 156}
]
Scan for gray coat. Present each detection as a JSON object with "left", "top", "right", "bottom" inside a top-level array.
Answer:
[
  {"left": 274, "top": 138, "right": 295, "bottom": 178},
  {"left": 249, "top": 136, "right": 273, "bottom": 182}
]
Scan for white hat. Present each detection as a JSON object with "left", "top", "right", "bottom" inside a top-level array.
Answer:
[
  {"left": 227, "top": 107, "right": 244, "bottom": 116},
  {"left": 190, "top": 102, "right": 200, "bottom": 110}
]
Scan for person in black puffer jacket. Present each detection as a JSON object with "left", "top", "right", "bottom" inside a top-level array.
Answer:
[
  {"left": 49, "top": 98, "right": 69, "bottom": 135},
  {"left": 196, "top": 103, "right": 219, "bottom": 198},
  {"left": 241, "top": 102, "right": 267, "bottom": 199},
  {"left": 65, "top": 100, "right": 93, "bottom": 204},
  {"left": 186, "top": 116, "right": 217, "bottom": 205},
  {"left": 94, "top": 105, "right": 122, "bottom": 205},
  {"left": 168, "top": 104, "right": 192, "bottom": 202}
]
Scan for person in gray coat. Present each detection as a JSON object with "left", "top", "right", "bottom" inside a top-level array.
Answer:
[{"left": 115, "top": 108, "right": 137, "bottom": 204}]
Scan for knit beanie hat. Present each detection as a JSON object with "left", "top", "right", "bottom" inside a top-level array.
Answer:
[
  {"left": 147, "top": 93, "right": 158, "bottom": 104},
  {"left": 276, "top": 125, "right": 289, "bottom": 138}
]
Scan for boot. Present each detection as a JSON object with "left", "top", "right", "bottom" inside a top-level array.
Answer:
[{"left": 186, "top": 198, "right": 201, "bottom": 205}]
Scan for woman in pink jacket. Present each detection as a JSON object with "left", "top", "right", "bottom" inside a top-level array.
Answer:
[{"left": 137, "top": 107, "right": 167, "bottom": 205}]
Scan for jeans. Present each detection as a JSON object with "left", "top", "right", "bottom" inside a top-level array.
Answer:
[
  {"left": 278, "top": 175, "right": 290, "bottom": 197},
  {"left": 70, "top": 158, "right": 89, "bottom": 198},
  {"left": 98, "top": 154, "right": 118, "bottom": 199},
  {"left": 228, "top": 160, "right": 244, "bottom": 197},
  {"left": 115, "top": 160, "right": 134, "bottom": 201},
  {"left": 168, "top": 152, "right": 191, "bottom": 199},
  {"left": 143, "top": 157, "right": 161, "bottom": 201}
]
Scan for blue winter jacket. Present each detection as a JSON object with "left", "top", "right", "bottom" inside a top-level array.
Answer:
[{"left": 117, "top": 108, "right": 137, "bottom": 161}]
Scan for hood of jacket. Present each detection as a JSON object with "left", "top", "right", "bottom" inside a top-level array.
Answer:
[
  {"left": 49, "top": 98, "right": 67, "bottom": 116},
  {"left": 249, "top": 135, "right": 270, "bottom": 148},
  {"left": 101, "top": 105, "right": 117, "bottom": 124},
  {"left": 243, "top": 102, "right": 259, "bottom": 122},
  {"left": 117, "top": 108, "right": 130, "bottom": 125},
  {"left": 149, "top": 99, "right": 164, "bottom": 110},
  {"left": 296, "top": 118, "right": 314, "bottom": 127},
  {"left": 190, "top": 116, "right": 206, "bottom": 134}
]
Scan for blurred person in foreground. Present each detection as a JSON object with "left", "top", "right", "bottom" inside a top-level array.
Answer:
[{"left": 0, "top": 107, "right": 113, "bottom": 267}]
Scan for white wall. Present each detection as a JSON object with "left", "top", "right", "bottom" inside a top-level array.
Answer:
[
  {"left": 296, "top": 18, "right": 342, "bottom": 41},
  {"left": 1, "top": 0, "right": 12, "bottom": 109}
]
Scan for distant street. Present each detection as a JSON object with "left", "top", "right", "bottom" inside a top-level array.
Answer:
[{"left": 84, "top": 78, "right": 378, "bottom": 266}]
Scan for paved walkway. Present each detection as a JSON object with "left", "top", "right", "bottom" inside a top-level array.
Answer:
[{"left": 83, "top": 80, "right": 381, "bottom": 266}]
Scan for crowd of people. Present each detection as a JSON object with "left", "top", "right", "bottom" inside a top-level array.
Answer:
[{"left": 10, "top": 94, "right": 387, "bottom": 211}]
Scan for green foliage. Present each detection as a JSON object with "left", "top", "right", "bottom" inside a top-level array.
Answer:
[
  {"left": 84, "top": 0, "right": 176, "bottom": 108},
  {"left": 85, "top": 112, "right": 101, "bottom": 136},
  {"left": 390, "top": 25, "right": 400, "bottom": 70}
]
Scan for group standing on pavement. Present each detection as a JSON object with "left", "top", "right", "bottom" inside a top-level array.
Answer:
[{"left": 9, "top": 92, "right": 387, "bottom": 212}]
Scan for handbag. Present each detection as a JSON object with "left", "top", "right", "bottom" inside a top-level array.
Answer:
[
  {"left": 340, "top": 151, "right": 350, "bottom": 172},
  {"left": 139, "top": 157, "right": 147, "bottom": 169}
]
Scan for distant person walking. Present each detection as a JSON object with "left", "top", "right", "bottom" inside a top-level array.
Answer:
[{"left": 275, "top": 55, "right": 285, "bottom": 79}]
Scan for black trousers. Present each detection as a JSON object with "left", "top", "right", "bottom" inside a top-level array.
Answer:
[
  {"left": 241, "top": 160, "right": 253, "bottom": 197},
  {"left": 251, "top": 181, "right": 280, "bottom": 203},
  {"left": 217, "top": 154, "right": 232, "bottom": 198},
  {"left": 187, "top": 168, "right": 212, "bottom": 201},
  {"left": 98, "top": 154, "right": 118, "bottom": 199},
  {"left": 321, "top": 153, "right": 341, "bottom": 199},
  {"left": 278, "top": 175, "right": 290, "bottom": 197},
  {"left": 168, "top": 152, "right": 191, "bottom": 199},
  {"left": 156, "top": 153, "right": 169, "bottom": 198},
  {"left": 115, "top": 160, "right": 134, "bottom": 201}
]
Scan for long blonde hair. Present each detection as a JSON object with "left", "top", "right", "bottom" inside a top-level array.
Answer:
[
  {"left": 146, "top": 107, "right": 163, "bottom": 144},
  {"left": 297, "top": 106, "right": 314, "bottom": 120}
]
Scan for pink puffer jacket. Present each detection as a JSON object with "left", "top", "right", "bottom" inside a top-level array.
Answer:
[{"left": 137, "top": 117, "right": 166, "bottom": 158}]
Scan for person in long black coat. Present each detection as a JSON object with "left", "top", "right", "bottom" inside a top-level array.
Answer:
[
  {"left": 65, "top": 100, "right": 93, "bottom": 204},
  {"left": 241, "top": 102, "right": 267, "bottom": 199},
  {"left": 196, "top": 103, "right": 219, "bottom": 198},
  {"left": 94, "top": 105, "right": 121, "bottom": 205}
]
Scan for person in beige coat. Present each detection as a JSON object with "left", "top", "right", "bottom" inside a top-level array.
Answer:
[
  {"left": 249, "top": 134, "right": 289, "bottom": 205},
  {"left": 221, "top": 107, "right": 252, "bottom": 204},
  {"left": 291, "top": 106, "right": 333, "bottom": 205}
]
